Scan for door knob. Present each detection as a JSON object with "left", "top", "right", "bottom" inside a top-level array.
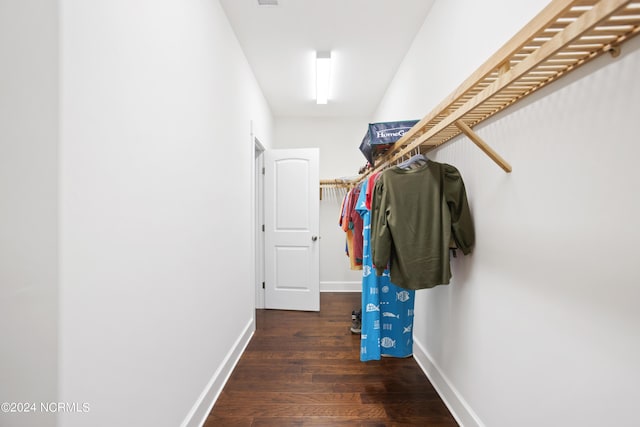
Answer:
[{"left": 311, "top": 235, "right": 318, "bottom": 241}]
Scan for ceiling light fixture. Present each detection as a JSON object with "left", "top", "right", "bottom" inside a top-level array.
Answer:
[{"left": 316, "top": 51, "right": 331, "bottom": 105}]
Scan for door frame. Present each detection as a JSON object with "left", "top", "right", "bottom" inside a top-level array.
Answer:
[{"left": 253, "top": 135, "right": 266, "bottom": 309}]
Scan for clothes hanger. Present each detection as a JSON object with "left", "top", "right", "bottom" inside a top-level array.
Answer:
[{"left": 396, "top": 148, "right": 428, "bottom": 170}]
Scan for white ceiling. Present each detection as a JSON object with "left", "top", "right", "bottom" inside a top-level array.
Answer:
[{"left": 219, "top": 0, "right": 435, "bottom": 118}]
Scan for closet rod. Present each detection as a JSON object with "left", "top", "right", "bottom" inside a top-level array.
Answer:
[
  {"left": 319, "top": 179, "right": 356, "bottom": 188},
  {"left": 319, "top": 179, "right": 357, "bottom": 200}
]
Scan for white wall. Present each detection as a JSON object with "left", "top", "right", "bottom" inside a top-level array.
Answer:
[
  {"left": 374, "top": 1, "right": 640, "bottom": 426},
  {"left": 0, "top": 1, "right": 59, "bottom": 426},
  {"left": 274, "top": 117, "right": 366, "bottom": 291},
  {"left": 59, "top": 1, "right": 272, "bottom": 426}
]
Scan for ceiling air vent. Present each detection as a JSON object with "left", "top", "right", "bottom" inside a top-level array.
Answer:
[{"left": 258, "top": 0, "right": 278, "bottom": 5}]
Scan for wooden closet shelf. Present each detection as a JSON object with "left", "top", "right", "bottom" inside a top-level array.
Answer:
[
  {"left": 319, "top": 179, "right": 357, "bottom": 188},
  {"left": 347, "top": 0, "right": 640, "bottom": 180}
]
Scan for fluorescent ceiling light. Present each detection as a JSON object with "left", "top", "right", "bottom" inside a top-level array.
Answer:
[{"left": 316, "top": 51, "right": 331, "bottom": 105}]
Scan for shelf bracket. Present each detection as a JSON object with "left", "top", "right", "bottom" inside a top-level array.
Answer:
[
  {"left": 605, "top": 44, "right": 621, "bottom": 58},
  {"left": 455, "top": 120, "right": 512, "bottom": 173}
]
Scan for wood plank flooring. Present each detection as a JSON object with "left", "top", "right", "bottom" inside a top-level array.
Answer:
[{"left": 205, "top": 292, "right": 458, "bottom": 426}]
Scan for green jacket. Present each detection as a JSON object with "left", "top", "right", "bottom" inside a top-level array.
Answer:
[{"left": 371, "top": 160, "right": 474, "bottom": 290}]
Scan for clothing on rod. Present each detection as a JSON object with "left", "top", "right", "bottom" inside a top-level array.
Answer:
[
  {"left": 356, "top": 177, "right": 415, "bottom": 361},
  {"left": 337, "top": 157, "right": 474, "bottom": 361},
  {"left": 371, "top": 159, "right": 475, "bottom": 290}
]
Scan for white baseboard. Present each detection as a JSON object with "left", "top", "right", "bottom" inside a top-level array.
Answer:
[
  {"left": 181, "top": 317, "right": 255, "bottom": 427},
  {"left": 412, "top": 338, "right": 484, "bottom": 427},
  {"left": 320, "top": 281, "right": 361, "bottom": 292}
]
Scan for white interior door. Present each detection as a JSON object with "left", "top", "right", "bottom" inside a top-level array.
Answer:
[{"left": 264, "top": 148, "right": 319, "bottom": 311}]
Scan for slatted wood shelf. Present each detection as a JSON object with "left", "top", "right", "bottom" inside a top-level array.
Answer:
[{"left": 352, "top": 0, "right": 640, "bottom": 179}]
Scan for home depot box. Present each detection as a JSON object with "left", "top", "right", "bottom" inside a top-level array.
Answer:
[{"left": 358, "top": 120, "right": 419, "bottom": 166}]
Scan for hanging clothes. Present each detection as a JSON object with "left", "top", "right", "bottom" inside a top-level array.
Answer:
[
  {"left": 371, "top": 159, "right": 475, "bottom": 290},
  {"left": 339, "top": 186, "right": 363, "bottom": 270},
  {"left": 348, "top": 184, "right": 364, "bottom": 267},
  {"left": 357, "top": 177, "right": 415, "bottom": 361}
]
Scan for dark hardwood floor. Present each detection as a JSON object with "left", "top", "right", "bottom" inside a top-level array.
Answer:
[{"left": 205, "top": 292, "right": 458, "bottom": 426}]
